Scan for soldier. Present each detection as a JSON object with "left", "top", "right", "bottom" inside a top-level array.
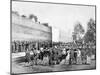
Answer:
[
  {"left": 16, "top": 41, "right": 19, "bottom": 52},
  {"left": 14, "top": 42, "right": 16, "bottom": 52},
  {"left": 11, "top": 42, "right": 13, "bottom": 53}
]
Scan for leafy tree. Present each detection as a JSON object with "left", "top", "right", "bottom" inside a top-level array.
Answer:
[
  {"left": 72, "top": 32, "right": 77, "bottom": 41},
  {"left": 74, "top": 22, "right": 85, "bottom": 35},
  {"left": 84, "top": 18, "right": 96, "bottom": 43},
  {"left": 72, "top": 22, "right": 85, "bottom": 43},
  {"left": 29, "top": 14, "right": 38, "bottom": 22},
  {"left": 21, "top": 15, "right": 27, "bottom": 18},
  {"left": 12, "top": 11, "right": 19, "bottom": 16}
]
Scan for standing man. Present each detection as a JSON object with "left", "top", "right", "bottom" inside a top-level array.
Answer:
[
  {"left": 65, "top": 49, "right": 70, "bottom": 65},
  {"left": 77, "top": 48, "right": 82, "bottom": 64},
  {"left": 74, "top": 49, "right": 77, "bottom": 64},
  {"left": 25, "top": 47, "right": 31, "bottom": 64},
  {"left": 69, "top": 47, "right": 74, "bottom": 65}
]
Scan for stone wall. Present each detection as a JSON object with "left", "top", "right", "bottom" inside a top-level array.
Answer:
[{"left": 12, "top": 12, "right": 52, "bottom": 42}]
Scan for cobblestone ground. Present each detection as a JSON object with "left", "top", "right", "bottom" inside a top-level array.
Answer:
[{"left": 11, "top": 56, "right": 96, "bottom": 74}]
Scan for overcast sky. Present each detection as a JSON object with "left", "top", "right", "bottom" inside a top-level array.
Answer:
[{"left": 12, "top": 1, "right": 95, "bottom": 42}]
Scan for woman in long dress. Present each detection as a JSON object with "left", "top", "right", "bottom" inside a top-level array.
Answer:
[
  {"left": 86, "top": 55, "right": 91, "bottom": 64},
  {"left": 86, "top": 47, "right": 91, "bottom": 65},
  {"left": 77, "top": 49, "right": 82, "bottom": 64},
  {"left": 65, "top": 50, "right": 70, "bottom": 65},
  {"left": 60, "top": 48, "right": 67, "bottom": 65},
  {"left": 25, "top": 48, "right": 31, "bottom": 63}
]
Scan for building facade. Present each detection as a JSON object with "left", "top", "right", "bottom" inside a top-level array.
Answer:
[
  {"left": 11, "top": 11, "right": 52, "bottom": 52},
  {"left": 12, "top": 11, "right": 52, "bottom": 42}
]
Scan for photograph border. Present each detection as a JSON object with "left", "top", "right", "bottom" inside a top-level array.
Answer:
[{"left": 10, "top": 0, "right": 96, "bottom": 74}]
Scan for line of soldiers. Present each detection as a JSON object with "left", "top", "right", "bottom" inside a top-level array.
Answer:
[{"left": 11, "top": 41, "right": 52, "bottom": 53}]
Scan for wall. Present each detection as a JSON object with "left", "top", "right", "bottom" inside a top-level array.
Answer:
[{"left": 12, "top": 12, "right": 52, "bottom": 42}]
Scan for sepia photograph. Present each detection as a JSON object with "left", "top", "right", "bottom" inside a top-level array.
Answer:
[{"left": 11, "top": 0, "right": 96, "bottom": 74}]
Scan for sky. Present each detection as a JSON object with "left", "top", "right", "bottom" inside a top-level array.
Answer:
[{"left": 12, "top": 1, "right": 95, "bottom": 42}]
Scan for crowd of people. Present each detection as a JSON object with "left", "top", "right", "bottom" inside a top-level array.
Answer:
[
  {"left": 12, "top": 41, "right": 96, "bottom": 66},
  {"left": 11, "top": 41, "right": 52, "bottom": 53}
]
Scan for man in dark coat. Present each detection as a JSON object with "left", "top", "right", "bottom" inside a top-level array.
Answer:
[
  {"left": 25, "top": 48, "right": 31, "bottom": 63},
  {"left": 69, "top": 48, "right": 74, "bottom": 65}
]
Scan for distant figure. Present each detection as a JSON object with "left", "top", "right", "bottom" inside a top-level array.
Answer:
[
  {"left": 81, "top": 49, "right": 87, "bottom": 64},
  {"left": 40, "top": 47, "right": 44, "bottom": 52},
  {"left": 42, "top": 55, "right": 49, "bottom": 65},
  {"left": 86, "top": 47, "right": 91, "bottom": 65},
  {"left": 62, "top": 48, "right": 67, "bottom": 55},
  {"left": 86, "top": 55, "right": 91, "bottom": 65}
]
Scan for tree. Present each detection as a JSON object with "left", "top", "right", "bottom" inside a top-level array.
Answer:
[
  {"left": 12, "top": 11, "right": 19, "bottom": 16},
  {"left": 84, "top": 18, "right": 96, "bottom": 43},
  {"left": 72, "top": 22, "right": 85, "bottom": 43},
  {"left": 72, "top": 32, "right": 77, "bottom": 41},
  {"left": 29, "top": 14, "right": 38, "bottom": 22},
  {"left": 74, "top": 22, "right": 84, "bottom": 34},
  {"left": 21, "top": 15, "right": 27, "bottom": 18},
  {"left": 87, "top": 18, "right": 96, "bottom": 32}
]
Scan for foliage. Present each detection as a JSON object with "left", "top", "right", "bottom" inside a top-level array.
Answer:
[
  {"left": 74, "top": 22, "right": 85, "bottom": 34},
  {"left": 21, "top": 15, "right": 27, "bottom": 18},
  {"left": 84, "top": 18, "right": 96, "bottom": 43},
  {"left": 29, "top": 14, "right": 38, "bottom": 22},
  {"left": 72, "top": 22, "right": 85, "bottom": 41}
]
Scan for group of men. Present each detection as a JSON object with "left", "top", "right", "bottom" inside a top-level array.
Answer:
[
  {"left": 11, "top": 41, "right": 94, "bottom": 66},
  {"left": 11, "top": 41, "right": 52, "bottom": 53},
  {"left": 25, "top": 45, "right": 92, "bottom": 66}
]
